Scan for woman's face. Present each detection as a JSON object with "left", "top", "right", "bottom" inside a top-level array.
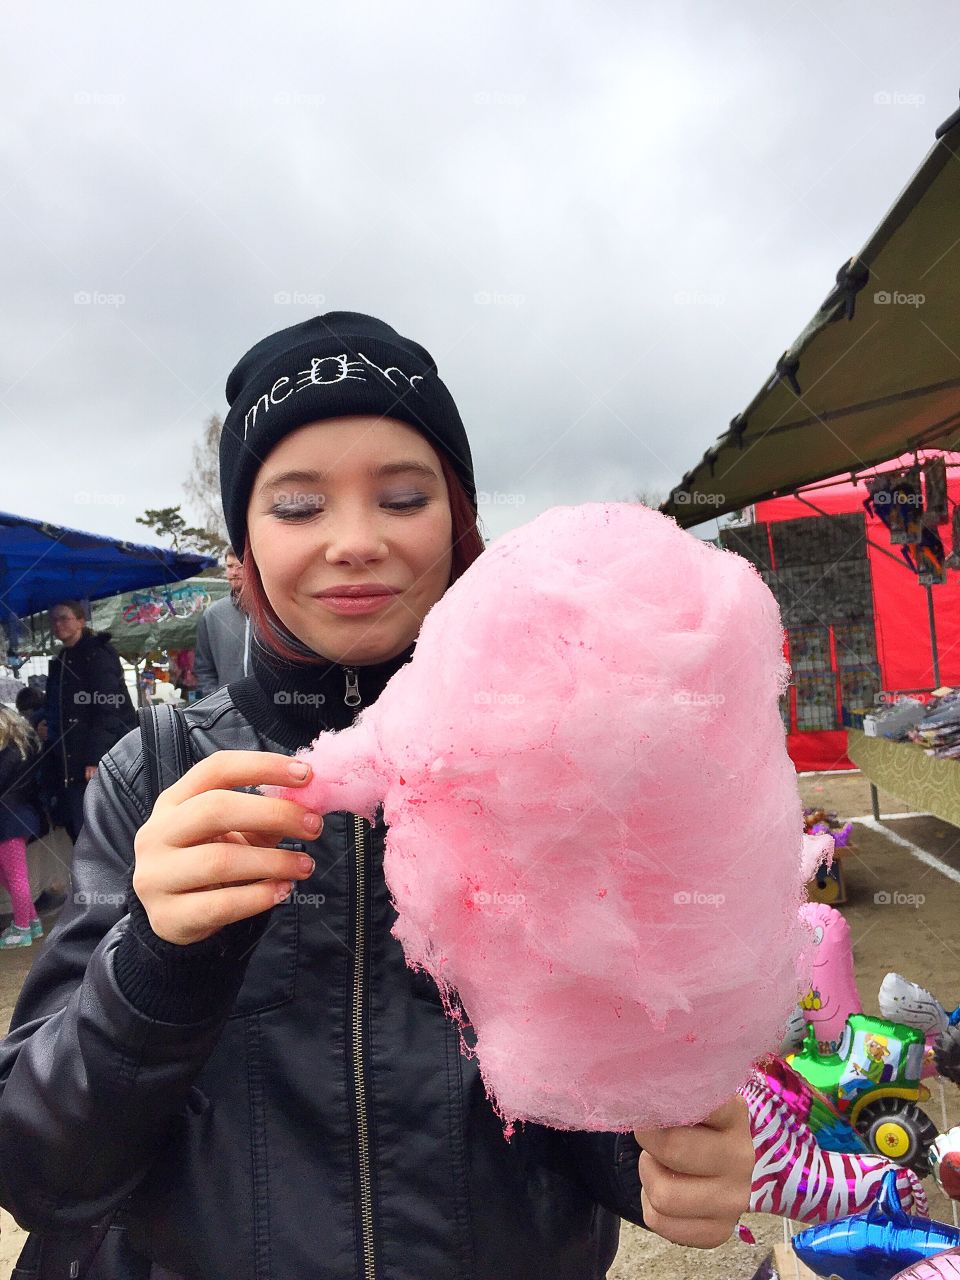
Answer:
[{"left": 247, "top": 416, "right": 453, "bottom": 666}]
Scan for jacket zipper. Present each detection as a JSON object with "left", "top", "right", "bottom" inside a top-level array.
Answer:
[
  {"left": 346, "top": 664, "right": 375, "bottom": 1277},
  {"left": 344, "top": 667, "right": 362, "bottom": 708},
  {"left": 353, "top": 811, "right": 376, "bottom": 1279}
]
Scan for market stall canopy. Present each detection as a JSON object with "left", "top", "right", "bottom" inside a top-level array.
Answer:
[
  {"left": 17, "top": 576, "right": 232, "bottom": 662},
  {"left": 0, "top": 508, "right": 216, "bottom": 644},
  {"left": 661, "top": 95, "right": 960, "bottom": 528}
]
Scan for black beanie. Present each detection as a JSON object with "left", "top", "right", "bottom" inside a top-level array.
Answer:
[{"left": 219, "top": 311, "right": 477, "bottom": 559}]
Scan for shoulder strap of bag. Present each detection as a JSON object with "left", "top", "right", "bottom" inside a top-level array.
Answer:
[{"left": 137, "top": 703, "right": 192, "bottom": 807}]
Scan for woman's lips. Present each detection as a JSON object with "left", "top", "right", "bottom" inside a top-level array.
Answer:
[{"left": 312, "top": 592, "right": 399, "bottom": 616}]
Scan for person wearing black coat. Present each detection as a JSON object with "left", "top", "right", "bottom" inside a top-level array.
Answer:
[{"left": 41, "top": 602, "right": 137, "bottom": 842}]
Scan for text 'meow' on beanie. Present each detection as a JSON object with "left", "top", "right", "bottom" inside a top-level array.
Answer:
[{"left": 219, "top": 310, "right": 477, "bottom": 559}]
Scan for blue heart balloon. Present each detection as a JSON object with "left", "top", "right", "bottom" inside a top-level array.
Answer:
[{"left": 792, "top": 1168, "right": 960, "bottom": 1280}]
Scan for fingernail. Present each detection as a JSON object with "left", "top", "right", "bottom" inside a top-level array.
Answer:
[
  {"left": 303, "top": 812, "right": 321, "bottom": 832},
  {"left": 289, "top": 761, "right": 310, "bottom": 779},
  {"left": 297, "top": 855, "right": 315, "bottom": 874},
  {"left": 274, "top": 882, "right": 292, "bottom": 903}
]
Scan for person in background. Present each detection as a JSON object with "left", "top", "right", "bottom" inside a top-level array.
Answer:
[
  {"left": 192, "top": 546, "right": 251, "bottom": 696},
  {"left": 41, "top": 601, "right": 137, "bottom": 843},
  {"left": 0, "top": 706, "right": 45, "bottom": 947},
  {"left": 15, "top": 685, "right": 47, "bottom": 742}
]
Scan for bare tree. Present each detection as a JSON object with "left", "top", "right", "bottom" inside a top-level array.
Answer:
[
  {"left": 183, "top": 413, "right": 230, "bottom": 549},
  {"left": 624, "top": 489, "right": 668, "bottom": 509}
]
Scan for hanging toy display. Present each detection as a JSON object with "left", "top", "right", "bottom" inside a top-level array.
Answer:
[
  {"left": 945, "top": 505, "right": 960, "bottom": 572},
  {"left": 264, "top": 502, "right": 826, "bottom": 1133},
  {"left": 923, "top": 458, "right": 949, "bottom": 528},
  {"left": 865, "top": 465, "right": 948, "bottom": 584}
]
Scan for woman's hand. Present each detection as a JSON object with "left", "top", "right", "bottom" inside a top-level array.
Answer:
[
  {"left": 84, "top": 765, "right": 97, "bottom": 781},
  {"left": 633, "top": 1096, "right": 755, "bottom": 1249},
  {"left": 132, "top": 751, "right": 322, "bottom": 946}
]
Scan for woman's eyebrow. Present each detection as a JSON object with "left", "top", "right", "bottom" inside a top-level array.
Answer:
[{"left": 258, "top": 461, "right": 439, "bottom": 493}]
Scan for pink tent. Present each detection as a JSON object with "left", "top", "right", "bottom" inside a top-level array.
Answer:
[{"left": 753, "top": 454, "right": 960, "bottom": 772}]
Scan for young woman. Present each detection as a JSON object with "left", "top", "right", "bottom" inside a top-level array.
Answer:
[
  {"left": 0, "top": 705, "right": 44, "bottom": 947},
  {"left": 0, "top": 312, "right": 754, "bottom": 1279},
  {"left": 41, "top": 602, "right": 137, "bottom": 842}
]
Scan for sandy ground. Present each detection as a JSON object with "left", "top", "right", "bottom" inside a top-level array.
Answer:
[{"left": 1, "top": 771, "right": 959, "bottom": 1278}]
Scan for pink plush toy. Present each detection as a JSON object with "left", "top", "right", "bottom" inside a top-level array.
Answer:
[{"left": 265, "top": 503, "right": 823, "bottom": 1131}]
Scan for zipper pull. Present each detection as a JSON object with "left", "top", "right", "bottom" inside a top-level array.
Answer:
[{"left": 343, "top": 667, "right": 361, "bottom": 708}]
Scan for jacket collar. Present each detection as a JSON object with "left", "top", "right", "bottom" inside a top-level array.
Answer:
[{"left": 228, "top": 624, "right": 415, "bottom": 751}]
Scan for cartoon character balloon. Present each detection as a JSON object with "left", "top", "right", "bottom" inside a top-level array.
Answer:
[{"left": 793, "top": 904, "right": 863, "bottom": 1053}]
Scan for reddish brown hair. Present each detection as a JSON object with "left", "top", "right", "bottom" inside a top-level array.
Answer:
[{"left": 239, "top": 450, "right": 485, "bottom": 665}]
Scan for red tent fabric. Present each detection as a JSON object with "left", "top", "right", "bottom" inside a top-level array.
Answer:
[{"left": 753, "top": 453, "right": 960, "bottom": 773}]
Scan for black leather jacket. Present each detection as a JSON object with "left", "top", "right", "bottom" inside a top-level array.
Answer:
[{"left": 0, "top": 678, "right": 645, "bottom": 1279}]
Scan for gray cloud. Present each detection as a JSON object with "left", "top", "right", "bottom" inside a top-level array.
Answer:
[{"left": 1, "top": 0, "right": 957, "bottom": 547}]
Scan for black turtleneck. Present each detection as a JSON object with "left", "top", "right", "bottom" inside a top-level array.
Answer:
[
  {"left": 113, "top": 624, "right": 416, "bottom": 1023},
  {"left": 229, "top": 627, "right": 417, "bottom": 750}
]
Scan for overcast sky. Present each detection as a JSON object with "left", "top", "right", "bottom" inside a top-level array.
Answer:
[{"left": 2, "top": 1, "right": 958, "bottom": 556}]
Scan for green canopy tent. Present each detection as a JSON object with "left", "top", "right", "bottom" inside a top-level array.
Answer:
[
  {"left": 19, "top": 576, "right": 231, "bottom": 662},
  {"left": 660, "top": 95, "right": 960, "bottom": 528}
]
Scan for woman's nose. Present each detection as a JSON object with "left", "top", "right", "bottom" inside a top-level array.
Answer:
[{"left": 323, "top": 516, "right": 388, "bottom": 565}]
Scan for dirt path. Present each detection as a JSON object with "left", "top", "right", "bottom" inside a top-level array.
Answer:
[{"left": 2, "top": 771, "right": 958, "bottom": 1277}]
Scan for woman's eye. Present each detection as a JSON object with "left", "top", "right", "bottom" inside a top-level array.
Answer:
[
  {"left": 382, "top": 494, "right": 429, "bottom": 511},
  {"left": 270, "top": 503, "right": 321, "bottom": 521}
]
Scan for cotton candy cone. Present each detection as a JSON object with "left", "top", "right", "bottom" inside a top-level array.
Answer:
[{"left": 264, "top": 502, "right": 816, "bottom": 1131}]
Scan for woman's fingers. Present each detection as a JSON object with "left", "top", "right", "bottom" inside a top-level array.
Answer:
[
  {"left": 145, "top": 879, "right": 297, "bottom": 946},
  {"left": 163, "top": 789, "right": 322, "bottom": 849},
  {"left": 132, "top": 750, "right": 321, "bottom": 945},
  {"left": 157, "top": 750, "right": 313, "bottom": 807},
  {"left": 135, "top": 842, "right": 315, "bottom": 897}
]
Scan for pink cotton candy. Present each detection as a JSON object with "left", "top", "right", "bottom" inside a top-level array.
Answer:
[{"left": 264, "top": 502, "right": 817, "bottom": 1132}]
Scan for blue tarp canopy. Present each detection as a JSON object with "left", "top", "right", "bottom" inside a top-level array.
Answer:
[{"left": 0, "top": 509, "right": 217, "bottom": 648}]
